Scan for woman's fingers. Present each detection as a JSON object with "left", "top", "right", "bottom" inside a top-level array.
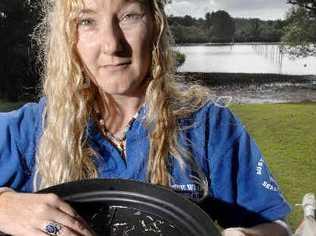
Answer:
[
  {"left": 10, "top": 226, "right": 51, "bottom": 236},
  {"left": 43, "top": 210, "right": 94, "bottom": 236},
  {"left": 35, "top": 194, "right": 93, "bottom": 236},
  {"left": 24, "top": 229, "right": 49, "bottom": 236},
  {"left": 222, "top": 228, "right": 247, "bottom": 236},
  {"left": 45, "top": 193, "right": 88, "bottom": 226},
  {"left": 45, "top": 194, "right": 77, "bottom": 216},
  {"left": 41, "top": 221, "right": 84, "bottom": 236},
  {"left": 53, "top": 196, "right": 90, "bottom": 228},
  {"left": 0, "top": 192, "right": 95, "bottom": 236}
]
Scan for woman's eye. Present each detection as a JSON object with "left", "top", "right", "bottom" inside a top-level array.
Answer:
[
  {"left": 78, "top": 18, "right": 95, "bottom": 27},
  {"left": 120, "top": 13, "right": 144, "bottom": 23}
]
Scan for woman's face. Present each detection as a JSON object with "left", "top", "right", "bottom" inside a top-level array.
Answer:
[{"left": 76, "top": 0, "right": 154, "bottom": 96}]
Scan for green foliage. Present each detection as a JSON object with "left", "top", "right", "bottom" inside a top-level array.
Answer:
[
  {"left": 282, "top": 0, "right": 316, "bottom": 57},
  {"left": 168, "top": 16, "right": 209, "bottom": 44},
  {"left": 234, "top": 18, "right": 285, "bottom": 42},
  {"left": 170, "top": 23, "right": 208, "bottom": 44},
  {"left": 174, "top": 50, "right": 186, "bottom": 67},
  {"left": 0, "top": 0, "right": 41, "bottom": 101},
  {"left": 231, "top": 103, "right": 316, "bottom": 229},
  {"left": 169, "top": 11, "right": 236, "bottom": 44},
  {"left": 259, "top": 20, "right": 285, "bottom": 42},
  {"left": 288, "top": 0, "right": 316, "bottom": 16},
  {"left": 207, "top": 11, "right": 235, "bottom": 43},
  {"left": 169, "top": 14, "right": 285, "bottom": 44}
]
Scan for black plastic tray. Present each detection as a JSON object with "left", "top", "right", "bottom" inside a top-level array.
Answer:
[{"left": 40, "top": 179, "right": 220, "bottom": 236}]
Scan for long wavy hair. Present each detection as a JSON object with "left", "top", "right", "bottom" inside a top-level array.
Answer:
[{"left": 34, "top": 0, "right": 211, "bottom": 195}]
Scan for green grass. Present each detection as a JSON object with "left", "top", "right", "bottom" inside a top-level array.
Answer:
[
  {"left": 1, "top": 100, "right": 315, "bottom": 230},
  {"left": 231, "top": 103, "right": 316, "bottom": 230}
]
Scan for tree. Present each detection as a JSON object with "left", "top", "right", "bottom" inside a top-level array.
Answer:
[
  {"left": 282, "top": 0, "right": 316, "bottom": 57},
  {"left": 168, "top": 16, "right": 209, "bottom": 44},
  {"left": 248, "top": 18, "right": 262, "bottom": 41},
  {"left": 169, "top": 14, "right": 285, "bottom": 44},
  {"left": 170, "top": 23, "right": 208, "bottom": 44},
  {"left": 288, "top": 0, "right": 316, "bottom": 16},
  {"left": 182, "top": 15, "right": 195, "bottom": 26},
  {"left": 207, "top": 10, "right": 235, "bottom": 43},
  {"left": 0, "top": 0, "right": 41, "bottom": 101}
]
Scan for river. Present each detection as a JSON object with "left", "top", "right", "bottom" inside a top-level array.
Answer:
[
  {"left": 176, "top": 44, "right": 316, "bottom": 75},
  {"left": 176, "top": 44, "right": 316, "bottom": 103}
]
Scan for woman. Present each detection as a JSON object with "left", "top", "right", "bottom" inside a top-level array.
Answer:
[{"left": 0, "top": 0, "right": 291, "bottom": 235}]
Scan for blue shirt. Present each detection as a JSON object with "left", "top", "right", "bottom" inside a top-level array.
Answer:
[{"left": 0, "top": 98, "right": 291, "bottom": 227}]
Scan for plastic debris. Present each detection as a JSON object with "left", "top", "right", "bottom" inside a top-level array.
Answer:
[{"left": 294, "top": 193, "right": 316, "bottom": 236}]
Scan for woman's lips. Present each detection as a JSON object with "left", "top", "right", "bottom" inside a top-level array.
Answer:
[{"left": 101, "top": 62, "right": 131, "bottom": 71}]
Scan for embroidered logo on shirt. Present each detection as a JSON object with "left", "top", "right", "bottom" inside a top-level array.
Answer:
[
  {"left": 256, "top": 158, "right": 280, "bottom": 192},
  {"left": 171, "top": 184, "right": 203, "bottom": 201},
  {"left": 256, "top": 158, "right": 264, "bottom": 176},
  {"left": 262, "top": 180, "right": 278, "bottom": 191}
]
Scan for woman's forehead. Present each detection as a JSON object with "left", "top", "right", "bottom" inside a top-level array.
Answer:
[{"left": 80, "top": 0, "right": 147, "bottom": 10}]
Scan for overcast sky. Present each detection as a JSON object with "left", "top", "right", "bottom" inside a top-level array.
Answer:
[{"left": 165, "top": 0, "right": 292, "bottom": 20}]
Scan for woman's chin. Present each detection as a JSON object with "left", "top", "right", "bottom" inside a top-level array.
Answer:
[
  {"left": 97, "top": 83, "right": 141, "bottom": 97},
  {"left": 95, "top": 74, "right": 147, "bottom": 97}
]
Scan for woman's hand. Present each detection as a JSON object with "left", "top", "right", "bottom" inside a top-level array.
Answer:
[
  {"left": 0, "top": 191, "right": 95, "bottom": 236},
  {"left": 222, "top": 227, "right": 248, "bottom": 236},
  {"left": 222, "top": 222, "right": 290, "bottom": 236}
]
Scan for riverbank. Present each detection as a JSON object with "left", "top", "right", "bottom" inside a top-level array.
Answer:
[
  {"left": 176, "top": 42, "right": 282, "bottom": 47},
  {"left": 1, "top": 72, "right": 316, "bottom": 105},
  {"left": 178, "top": 72, "right": 316, "bottom": 103},
  {"left": 178, "top": 72, "right": 316, "bottom": 86}
]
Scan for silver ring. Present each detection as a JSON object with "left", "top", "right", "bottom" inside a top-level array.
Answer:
[{"left": 44, "top": 222, "right": 62, "bottom": 236}]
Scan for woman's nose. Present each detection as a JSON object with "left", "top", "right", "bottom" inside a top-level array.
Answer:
[{"left": 100, "top": 22, "right": 124, "bottom": 55}]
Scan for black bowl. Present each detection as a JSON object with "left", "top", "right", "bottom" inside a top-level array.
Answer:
[{"left": 39, "top": 179, "right": 220, "bottom": 236}]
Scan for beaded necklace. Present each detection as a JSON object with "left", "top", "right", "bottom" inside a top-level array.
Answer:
[{"left": 98, "top": 107, "right": 142, "bottom": 159}]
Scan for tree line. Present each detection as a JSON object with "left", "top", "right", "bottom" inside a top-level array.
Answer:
[
  {"left": 169, "top": 12, "right": 285, "bottom": 44},
  {"left": 0, "top": 0, "right": 41, "bottom": 101},
  {"left": 0, "top": 0, "right": 315, "bottom": 101}
]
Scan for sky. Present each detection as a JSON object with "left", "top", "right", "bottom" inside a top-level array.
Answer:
[{"left": 165, "top": 0, "right": 292, "bottom": 20}]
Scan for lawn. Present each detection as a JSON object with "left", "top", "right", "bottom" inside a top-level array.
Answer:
[
  {"left": 231, "top": 103, "right": 316, "bottom": 230},
  {"left": 1, "top": 101, "right": 315, "bottom": 230}
]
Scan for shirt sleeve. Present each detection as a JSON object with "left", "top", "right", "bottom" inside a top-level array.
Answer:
[
  {"left": 203, "top": 104, "right": 291, "bottom": 228},
  {"left": 0, "top": 99, "right": 44, "bottom": 191}
]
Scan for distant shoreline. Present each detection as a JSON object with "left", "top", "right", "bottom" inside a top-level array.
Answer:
[
  {"left": 175, "top": 42, "right": 282, "bottom": 47},
  {"left": 177, "top": 72, "right": 316, "bottom": 87}
]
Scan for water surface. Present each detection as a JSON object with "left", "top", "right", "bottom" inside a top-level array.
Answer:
[{"left": 177, "top": 44, "right": 316, "bottom": 75}]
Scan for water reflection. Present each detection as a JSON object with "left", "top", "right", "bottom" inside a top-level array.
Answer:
[
  {"left": 252, "top": 44, "right": 283, "bottom": 73},
  {"left": 177, "top": 44, "right": 316, "bottom": 75}
]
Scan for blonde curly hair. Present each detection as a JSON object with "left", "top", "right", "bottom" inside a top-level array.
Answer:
[{"left": 34, "top": 0, "right": 211, "bottom": 196}]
